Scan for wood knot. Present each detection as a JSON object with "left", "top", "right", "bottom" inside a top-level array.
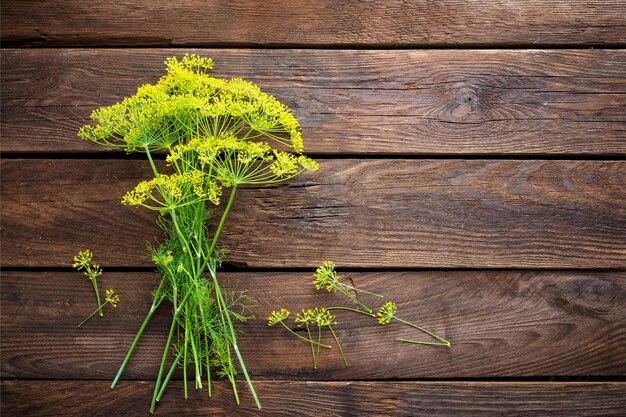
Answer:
[{"left": 451, "top": 91, "right": 478, "bottom": 119}]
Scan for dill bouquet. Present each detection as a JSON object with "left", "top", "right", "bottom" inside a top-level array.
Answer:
[{"left": 78, "top": 54, "right": 318, "bottom": 412}]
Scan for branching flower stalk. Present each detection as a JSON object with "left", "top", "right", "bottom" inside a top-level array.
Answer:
[
  {"left": 313, "top": 261, "right": 383, "bottom": 313},
  {"left": 275, "top": 307, "right": 347, "bottom": 368},
  {"left": 73, "top": 249, "right": 104, "bottom": 316},
  {"left": 78, "top": 289, "right": 120, "bottom": 328},
  {"left": 78, "top": 55, "right": 318, "bottom": 412}
]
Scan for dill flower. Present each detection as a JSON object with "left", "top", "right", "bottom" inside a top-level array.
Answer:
[
  {"left": 152, "top": 250, "right": 174, "bottom": 267},
  {"left": 72, "top": 249, "right": 93, "bottom": 269},
  {"left": 313, "top": 261, "right": 338, "bottom": 292},
  {"left": 312, "top": 307, "right": 337, "bottom": 327},
  {"left": 377, "top": 301, "right": 397, "bottom": 325},
  {"left": 294, "top": 309, "right": 315, "bottom": 325},
  {"left": 270, "top": 152, "right": 299, "bottom": 177},
  {"left": 105, "top": 289, "right": 120, "bottom": 307},
  {"left": 297, "top": 155, "right": 319, "bottom": 171},
  {"left": 267, "top": 308, "right": 291, "bottom": 326},
  {"left": 72, "top": 248, "right": 104, "bottom": 317}
]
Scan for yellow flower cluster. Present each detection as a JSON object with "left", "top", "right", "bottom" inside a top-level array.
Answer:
[
  {"left": 313, "top": 261, "right": 338, "bottom": 292},
  {"left": 294, "top": 307, "right": 336, "bottom": 327},
  {"left": 72, "top": 249, "right": 93, "bottom": 269},
  {"left": 267, "top": 308, "right": 291, "bottom": 326},
  {"left": 294, "top": 308, "right": 315, "bottom": 325},
  {"left": 312, "top": 307, "right": 336, "bottom": 327},
  {"left": 80, "top": 53, "right": 317, "bottom": 216},
  {"left": 377, "top": 301, "right": 397, "bottom": 325},
  {"left": 79, "top": 54, "right": 306, "bottom": 156},
  {"left": 167, "top": 136, "right": 317, "bottom": 187},
  {"left": 72, "top": 248, "right": 102, "bottom": 279},
  {"left": 152, "top": 250, "right": 174, "bottom": 267},
  {"left": 105, "top": 288, "right": 120, "bottom": 307},
  {"left": 122, "top": 171, "right": 222, "bottom": 207}
]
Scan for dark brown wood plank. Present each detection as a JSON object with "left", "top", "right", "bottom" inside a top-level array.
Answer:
[
  {"left": 2, "top": 49, "right": 624, "bottom": 156},
  {"left": 2, "top": 159, "right": 625, "bottom": 268},
  {"left": 3, "top": 380, "right": 625, "bottom": 416},
  {"left": 2, "top": 271, "right": 624, "bottom": 379},
  {"left": 2, "top": 1, "right": 625, "bottom": 46}
]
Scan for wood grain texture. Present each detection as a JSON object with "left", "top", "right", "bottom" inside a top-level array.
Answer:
[
  {"left": 2, "top": 49, "right": 625, "bottom": 156},
  {"left": 2, "top": 271, "right": 624, "bottom": 380},
  {"left": 2, "top": 1, "right": 625, "bottom": 47},
  {"left": 2, "top": 159, "right": 625, "bottom": 269},
  {"left": 3, "top": 380, "right": 625, "bottom": 416}
]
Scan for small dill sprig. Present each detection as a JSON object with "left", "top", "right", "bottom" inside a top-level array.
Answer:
[
  {"left": 313, "top": 261, "right": 382, "bottom": 313},
  {"left": 377, "top": 301, "right": 451, "bottom": 347},
  {"left": 73, "top": 249, "right": 104, "bottom": 317}
]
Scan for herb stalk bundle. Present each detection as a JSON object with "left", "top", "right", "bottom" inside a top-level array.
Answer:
[{"left": 78, "top": 55, "right": 317, "bottom": 412}]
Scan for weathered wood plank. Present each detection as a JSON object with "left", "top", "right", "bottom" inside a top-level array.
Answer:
[
  {"left": 2, "top": 271, "right": 624, "bottom": 379},
  {"left": 2, "top": 159, "right": 624, "bottom": 268},
  {"left": 2, "top": 49, "right": 624, "bottom": 155},
  {"left": 2, "top": 1, "right": 625, "bottom": 46},
  {"left": 3, "top": 380, "right": 625, "bottom": 416}
]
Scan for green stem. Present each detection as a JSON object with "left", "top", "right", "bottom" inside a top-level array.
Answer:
[
  {"left": 183, "top": 316, "right": 189, "bottom": 400},
  {"left": 210, "top": 268, "right": 261, "bottom": 410},
  {"left": 314, "top": 325, "right": 321, "bottom": 366},
  {"left": 189, "top": 323, "right": 202, "bottom": 390},
  {"left": 90, "top": 276, "right": 103, "bottom": 316},
  {"left": 396, "top": 338, "right": 450, "bottom": 347},
  {"left": 150, "top": 310, "right": 179, "bottom": 413},
  {"left": 394, "top": 317, "right": 451, "bottom": 347},
  {"left": 204, "top": 333, "right": 212, "bottom": 398},
  {"left": 304, "top": 322, "right": 316, "bottom": 369},
  {"left": 326, "top": 306, "right": 375, "bottom": 318},
  {"left": 207, "top": 185, "right": 237, "bottom": 260},
  {"left": 340, "top": 283, "right": 383, "bottom": 298},
  {"left": 78, "top": 300, "right": 110, "bottom": 327},
  {"left": 337, "top": 286, "right": 373, "bottom": 313},
  {"left": 144, "top": 145, "right": 160, "bottom": 178},
  {"left": 111, "top": 295, "right": 165, "bottom": 389},
  {"left": 328, "top": 325, "right": 348, "bottom": 367},
  {"left": 279, "top": 321, "right": 332, "bottom": 348},
  {"left": 170, "top": 210, "right": 198, "bottom": 278},
  {"left": 156, "top": 349, "right": 184, "bottom": 402}
]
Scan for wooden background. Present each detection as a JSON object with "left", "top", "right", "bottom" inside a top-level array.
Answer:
[{"left": 2, "top": 1, "right": 625, "bottom": 415}]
